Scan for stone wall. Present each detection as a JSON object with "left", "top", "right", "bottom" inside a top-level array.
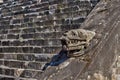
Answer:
[
  {"left": 34, "top": 0, "right": 120, "bottom": 80},
  {"left": 0, "top": 0, "right": 99, "bottom": 79}
]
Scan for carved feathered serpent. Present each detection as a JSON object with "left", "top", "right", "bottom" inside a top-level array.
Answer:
[{"left": 61, "top": 29, "right": 96, "bottom": 57}]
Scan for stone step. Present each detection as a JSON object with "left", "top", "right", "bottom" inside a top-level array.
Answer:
[
  {"left": 0, "top": 67, "right": 42, "bottom": 79},
  {"left": 0, "top": 59, "right": 45, "bottom": 70},
  {"left": 0, "top": 16, "right": 12, "bottom": 21},
  {"left": 20, "top": 32, "right": 62, "bottom": 39},
  {"left": 1, "top": 0, "right": 99, "bottom": 14},
  {"left": 0, "top": 74, "right": 37, "bottom": 80},
  {"left": 0, "top": 46, "right": 60, "bottom": 53},
  {"left": 0, "top": 0, "right": 95, "bottom": 20},
  {"left": 8, "top": 25, "right": 61, "bottom": 32},
  {"left": 0, "top": 53, "right": 53, "bottom": 62},
  {"left": 0, "top": 31, "right": 62, "bottom": 39},
  {"left": 0, "top": 22, "right": 81, "bottom": 34},
  {"left": 0, "top": 65, "right": 43, "bottom": 72},
  {"left": 0, "top": 29, "right": 8, "bottom": 34},
  {"left": 0, "top": 38, "right": 61, "bottom": 46},
  {"left": 1, "top": 0, "right": 93, "bottom": 17},
  {"left": 28, "top": 0, "right": 93, "bottom": 12},
  {"left": 1, "top": 22, "right": 81, "bottom": 35},
  {"left": 32, "top": 10, "right": 87, "bottom": 22},
  {"left": 10, "top": 16, "right": 84, "bottom": 27},
  {"left": 3, "top": 0, "right": 37, "bottom": 8},
  {"left": 8, "top": 20, "right": 81, "bottom": 30}
]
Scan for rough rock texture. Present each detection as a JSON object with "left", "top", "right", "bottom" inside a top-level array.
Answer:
[{"left": 0, "top": 0, "right": 99, "bottom": 79}]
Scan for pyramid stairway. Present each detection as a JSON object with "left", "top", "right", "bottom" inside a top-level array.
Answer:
[{"left": 0, "top": 0, "right": 99, "bottom": 79}]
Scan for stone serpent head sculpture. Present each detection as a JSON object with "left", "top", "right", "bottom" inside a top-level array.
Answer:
[{"left": 61, "top": 29, "right": 96, "bottom": 57}]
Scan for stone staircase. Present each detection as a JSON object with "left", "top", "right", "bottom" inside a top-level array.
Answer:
[{"left": 0, "top": 0, "right": 99, "bottom": 79}]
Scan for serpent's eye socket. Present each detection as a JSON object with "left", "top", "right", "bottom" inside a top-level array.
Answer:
[
  {"left": 72, "top": 33, "right": 76, "bottom": 36},
  {"left": 68, "top": 41, "right": 70, "bottom": 44}
]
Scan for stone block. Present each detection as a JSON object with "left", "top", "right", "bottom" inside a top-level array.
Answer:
[
  {"left": 2, "top": 41, "right": 10, "bottom": 46},
  {"left": 11, "top": 6, "right": 23, "bottom": 11},
  {"left": 40, "top": 2, "right": 49, "bottom": 7},
  {"left": 0, "top": 16, "right": 12, "bottom": 21},
  {"left": 23, "top": 17, "right": 33, "bottom": 23},
  {"left": 0, "top": 60, "right": 4, "bottom": 66},
  {"left": 26, "top": 62, "right": 42, "bottom": 70},
  {"left": 0, "top": 21, "right": 10, "bottom": 27},
  {"left": 35, "top": 21, "right": 44, "bottom": 27},
  {"left": 43, "top": 32, "right": 62, "bottom": 38},
  {"left": 39, "top": 6, "right": 49, "bottom": 11},
  {"left": 28, "top": 39, "right": 44, "bottom": 46},
  {"left": 23, "top": 18, "right": 29, "bottom": 23},
  {"left": 3, "top": 60, "right": 42, "bottom": 70},
  {"left": 9, "top": 25, "right": 15, "bottom": 29},
  {"left": 4, "top": 60, "right": 25, "bottom": 68},
  {"left": 22, "top": 1, "right": 32, "bottom": 5},
  {"left": 0, "top": 35, "right": 6, "bottom": 40},
  {"left": 9, "top": 29, "right": 21, "bottom": 34},
  {"left": 49, "top": 0, "right": 58, "bottom": 5},
  {"left": 44, "top": 20, "right": 54, "bottom": 26},
  {"left": 20, "top": 70, "right": 36, "bottom": 78},
  {"left": 27, "top": 22, "right": 35, "bottom": 28},
  {"left": 35, "top": 54, "right": 51, "bottom": 62},
  {"left": 17, "top": 54, "right": 35, "bottom": 61},
  {"left": 45, "top": 39, "right": 61, "bottom": 46},
  {"left": 62, "top": 6, "right": 79, "bottom": 13},
  {"left": 13, "top": 10, "right": 24, "bottom": 15},
  {"left": 2, "top": 47, "right": 12, "bottom": 53},
  {"left": 10, "top": 40, "right": 21, "bottom": 46},
  {"left": 33, "top": 47, "right": 43, "bottom": 53},
  {"left": 12, "top": 19, "right": 21, "bottom": 24},
  {"left": 0, "top": 29, "right": 8, "bottom": 34},
  {"left": 0, "top": 68, "right": 3, "bottom": 74},
  {"left": 7, "top": 34, "right": 19, "bottom": 39},
  {"left": 61, "top": 24, "right": 81, "bottom": 31},
  {"left": 0, "top": 47, "right": 3, "bottom": 52},
  {"left": 5, "top": 69, "right": 14, "bottom": 76},
  {"left": 21, "top": 40, "right": 30, "bottom": 46},
  {"left": 43, "top": 46, "right": 60, "bottom": 53},
  {"left": 22, "top": 28, "right": 36, "bottom": 34},
  {"left": 0, "top": 77, "right": 14, "bottom": 80},
  {"left": 1, "top": 8, "right": 10, "bottom": 13},
  {"left": 21, "top": 33, "right": 34, "bottom": 39},
  {"left": 0, "top": 54, "right": 4, "bottom": 58},
  {"left": 4, "top": 54, "right": 17, "bottom": 60},
  {"left": 22, "top": 47, "right": 34, "bottom": 53},
  {"left": 0, "top": 53, "right": 52, "bottom": 62},
  {"left": 2, "top": 47, "right": 22, "bottom": 53}
]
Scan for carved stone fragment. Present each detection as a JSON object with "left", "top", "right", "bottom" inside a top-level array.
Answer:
[{"left": 61, "top": 29, "right": 96, "bottom": 57}]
